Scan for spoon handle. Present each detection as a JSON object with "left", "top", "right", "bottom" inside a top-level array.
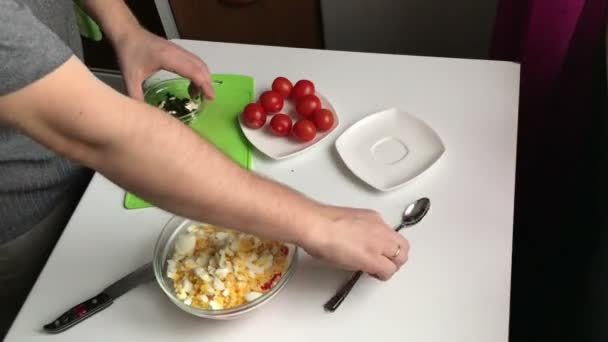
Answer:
[{"left": 323, "top": 271, "right": 363, "bottom": 312}]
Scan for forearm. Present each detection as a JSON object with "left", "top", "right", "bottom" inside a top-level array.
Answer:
[
  {"left": 98, "top": 98, "right": 321, "bottom": 245},
  {"left": 81, "top": 0, "right": 140, "bottom": 45},
  {"left": 0, "top": 57, "right": 322, "bottom": 245}
]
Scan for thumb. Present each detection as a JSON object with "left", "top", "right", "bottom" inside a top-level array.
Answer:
[{"left": 124, "top": 75, "right": 145, "bottom": 101}]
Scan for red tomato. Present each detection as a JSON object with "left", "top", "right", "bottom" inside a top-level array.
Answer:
[
  {"left": 269, "top": 113, "right": 293, "bottom": 136},
  {"left": 292, "top": 119, "right": 317, "bottom": 142},
  {"left": 292, "top": 80, "right": 315, "bottom": 101},
  {"left": 296, "top": 94, "right": 321, "bottom": 118},
  {"left": 241, "top": 103, "right": 267, "bottom": 129},
  {"left": 312, "top": 109, "right": 334, "bottom": 131},
  {"left": 259, "top": 91, "right": 284, "bottom": 113},
  {"left": 272, "top": 77, "right": 293, "bottom": 98}
]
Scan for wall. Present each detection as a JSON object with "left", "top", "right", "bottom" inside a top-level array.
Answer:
[{"left": 321, "top": 0, "right": 499, "bottom": 59}]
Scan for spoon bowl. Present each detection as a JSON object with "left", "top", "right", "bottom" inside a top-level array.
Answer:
[{"left": 399, "top": 197, "right": 431, "bottom": 229}]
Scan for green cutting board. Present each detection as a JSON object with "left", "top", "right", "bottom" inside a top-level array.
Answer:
[{"left": 124, "top": 74, "right": 255, "bottom": 209}]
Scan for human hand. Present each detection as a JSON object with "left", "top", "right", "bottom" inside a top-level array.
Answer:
[
  {"left": 113, "top": 27, "right": 215, "bottom": 100},
  {"left": 301, "top": 206, "right": 409, "bottom": 280}
]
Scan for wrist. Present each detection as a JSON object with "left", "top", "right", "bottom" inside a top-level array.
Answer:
[
  {"left": 81, "top": 0, "right": 142, "bottom": 47},
  {"left": 291, "top": 202, "right": 335, "bottom": 251},
  {"left": 106, "top": 20, "right": 142, "bottom": 47}
]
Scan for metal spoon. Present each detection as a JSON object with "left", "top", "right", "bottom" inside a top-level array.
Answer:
[{"left": 323, "top": 197, "right": 431, "bottom": 312}]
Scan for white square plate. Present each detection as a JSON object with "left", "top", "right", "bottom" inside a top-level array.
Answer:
[
  {"left": 335, "top": 108, "right": 445, "bottom": 191},
  {"left": 239, "top": 92, "right": 339, "bottom": 160}
]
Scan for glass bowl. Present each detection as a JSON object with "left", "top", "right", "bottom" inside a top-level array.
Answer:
[
  {"left": 153, "top": 216, "right": 298, "bottom": 319},
  {"left": 144, "top": 78, "right": 204, "bottom": 123}
]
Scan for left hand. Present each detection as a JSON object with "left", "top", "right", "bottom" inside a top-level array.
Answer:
[{"left": 113, "top": 28, "right": 215, "bottom": 100}]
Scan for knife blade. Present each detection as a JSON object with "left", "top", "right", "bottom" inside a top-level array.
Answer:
[{"left": 43, "top": 261, "right": 155, "bottom": 334}]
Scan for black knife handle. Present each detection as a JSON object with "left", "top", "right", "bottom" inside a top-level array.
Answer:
[
  {"left": 323, "top": 271, "right": 363, "bottom": 312},
  {"left": 43, "top": 293, "right": 113, "bottom": 334}
]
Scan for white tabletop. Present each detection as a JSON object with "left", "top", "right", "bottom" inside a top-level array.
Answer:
[{"left": 6, "top": 40, "right": 520, "bottom": 342}]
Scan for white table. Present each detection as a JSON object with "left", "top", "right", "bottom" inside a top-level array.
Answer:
[{"left": 6, "top": 40, "right": 520, "bottom": 342}]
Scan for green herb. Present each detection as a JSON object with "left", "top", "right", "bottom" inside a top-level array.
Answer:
[{"left": 159, "top": 92, "right": 195, "bottom": 116}]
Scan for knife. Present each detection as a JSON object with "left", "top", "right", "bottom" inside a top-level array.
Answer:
[{"left": 43, "top": 261, "right": 155, "bottom": 334}]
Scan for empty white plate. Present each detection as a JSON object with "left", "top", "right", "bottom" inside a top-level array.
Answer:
[
  {"left": 335, "top": 108, "right": 445, "bottom": 191},
  {"left": 239, "top": 92, "right": 339, "bottom": 160}
]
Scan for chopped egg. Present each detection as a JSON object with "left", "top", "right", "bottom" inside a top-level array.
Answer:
[
  {"left": 183, "top": 258, "right": 197, "bottom": 270},
  {"left": 175, "top": 233, "right": 196, "bottom": 256},
  {"left": 213, "top": 278, "right": 225, "bottom": 291},
  {"left": 207, "top": 265, "right": 217, "bottom": 275},
  {"left": 182, "top": 278, "right": 193, "bottom": 293},
  {"left": 215, "top": 268, "right": 230, "bottom": 280},
  {"left": 257, "top": 253, "right": 273, "bottom": 270},
  {"left": 167, "top": 223, "right": 289, "bottom": 310},
  {"left": 209, "top": 300, "right": 223, "bottom": 310},
  {"left": 176, "top": 291, "right": 188, "bottom": 300},
  {"left": 194, "top": 267, "right": 212, "bottom": 282},
  {"left": 245, "top": 292, "right": 263, "bottom": 302},
  {"left": 196, "top": 254, "right": 210, "bottom": 267},
  {"left": 185, "top": 101, "right": 199, "bottom": 112},
  {"left": 246, "top": 261, "right": 264, "bottom": 274},
  {"left": 167, "top": 260, "right": 177, "bottom": 273},
  {"left": 205, "top": 285, "right": 215, "bottom": 295},
  {"left": 230, "top": 240, "right": 240, "bottom": 251},
  {"left": 215, "top": 231, "right": 229, "bottom": 241}
]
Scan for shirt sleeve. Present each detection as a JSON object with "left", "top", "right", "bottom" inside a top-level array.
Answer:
[{"left": 0, "top": 0, "right": 73, "bottom": 95}]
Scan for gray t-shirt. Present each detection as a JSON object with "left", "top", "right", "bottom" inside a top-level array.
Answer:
[{"left": 0, "top": 0, "right": 87, "bottom": 243}]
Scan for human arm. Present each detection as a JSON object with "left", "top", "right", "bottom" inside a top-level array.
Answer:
[
  {"left": 80, "top": 0, "right": 214, "bottom": 100},
  {"left": 0, "top": 56, "right": 409, "bottom": 279}
]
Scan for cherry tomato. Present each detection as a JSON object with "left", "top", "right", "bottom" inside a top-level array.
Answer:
[
  {"left": 259, "top": 90, "right": 284, "bottom": 113},
  {"left": 272, "top": 77, "right": 293, "bottom": 98},
  {"left": 296, "top": 94, "right": 321, "bottom": 118},
  {"left": 292, "top": 80, "right": 315, "bottom": 101},
  {"left": 292, "top": 119, "right": 317, "bottom": 142},
  {"left": 312, "top": 108, "right": 334, "bottom": 131},
  {"left": 241, "top": 103, "right": 267, "bottom": 129},
  {"left": 269, "top": 113, "right": 293, "bottom": 136}
]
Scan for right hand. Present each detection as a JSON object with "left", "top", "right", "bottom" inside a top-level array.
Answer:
[
  {"left": 113, "top": 27, "right": 215, "bottom": 101},
  {"left": 300, "top": 206, "right": 410, "bottom": 280}
]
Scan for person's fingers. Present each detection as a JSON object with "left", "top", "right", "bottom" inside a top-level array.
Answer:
[
  {"left": 188, "top": 81, "right": 201, "bottom": 100},
  {"left": 195, "top": 61, "right": 215, "bottom": 100},
  {"left": 187, "top": 58, "right": 214, "bottom": 100},
  {"left": 387, "top": 239, "right": 409, "bottom": 267},
  {"left": 384, "top": 242, "right": 402, "bottom": 261},
  {"left": 393, "top": 234, "right": 410, "bottom": 265},
  {"left": 160, "top": 46, "right": 215, "bottom": 99},
  {"left": 125, "top": 75, "right": 145, "bottom": 101},
  {"left": 369, "top": 255, "right": 398, "bottom": 281},
  {"left": 357, "top": 237, "right": 398, "bottom": 280}
]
